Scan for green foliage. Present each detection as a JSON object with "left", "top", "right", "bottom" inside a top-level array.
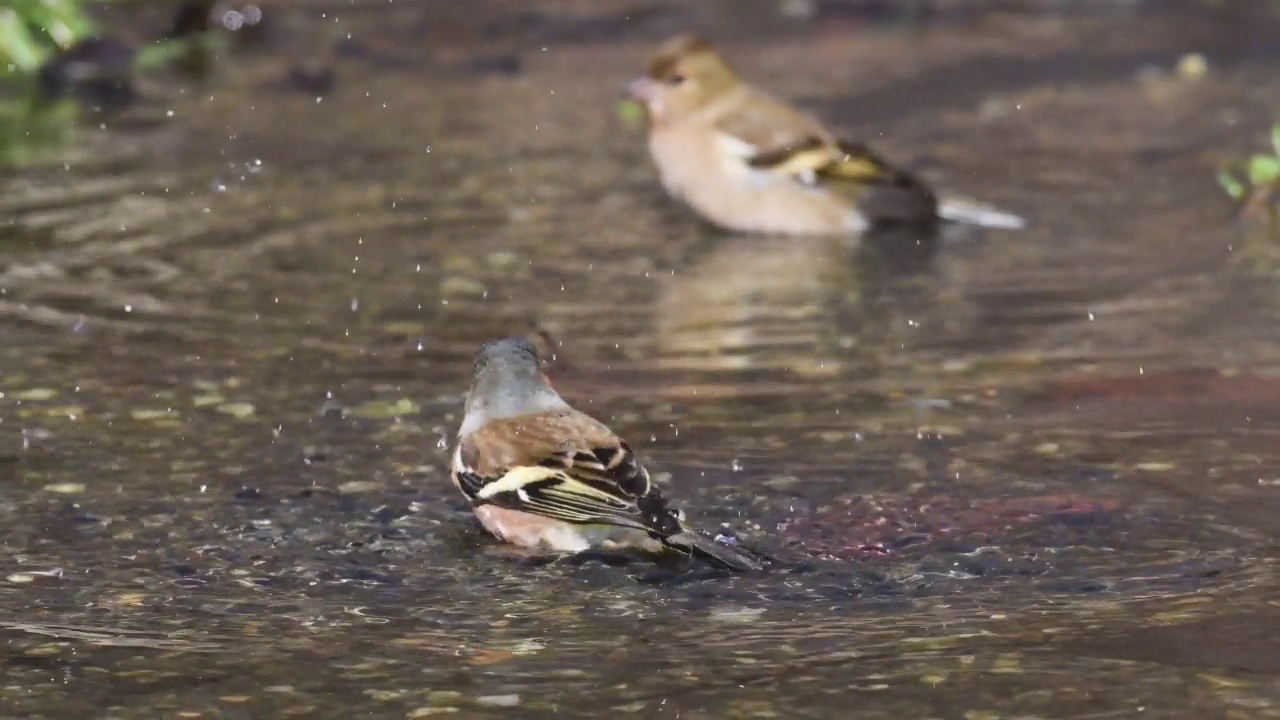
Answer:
[
  {"left": 0, "top": 0, "right": 98, "bottom": 166},
  {"left": 0, "top": 96, "right": 79, "bottom": 166},
  {"left": 0, "top": 0, "right": 98, "bottom": 77},
  {"left": 1218, "top": 123, "right": 1280, "bottom": 203},
  {"left": 0, "top": 0, "right": 226, "bottom": 167}
]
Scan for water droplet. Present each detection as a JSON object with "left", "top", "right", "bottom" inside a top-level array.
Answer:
[
  {"left": 731, "top": 458, "right": 743, "bottom": 472},
  {"left": 713, "top": 532, "right": 739, "bottom": 546},
  {"left": 221, "top": 10, "right": 246, "bottom": 31}
]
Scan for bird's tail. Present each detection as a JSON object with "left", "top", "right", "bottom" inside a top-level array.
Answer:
[
  {"left": 937, "top": 196, "right": 1026, "bottom": 230},
  {"left": 663, "top": 530, "right": 764, "bottom": 572}
]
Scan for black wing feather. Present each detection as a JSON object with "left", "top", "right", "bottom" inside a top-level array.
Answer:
[
  {"left": 463, "top": 445, "right": 680, "bottom": 535},
  {"left": 455, "top": 442, "right": 761, "bottom": 570}
]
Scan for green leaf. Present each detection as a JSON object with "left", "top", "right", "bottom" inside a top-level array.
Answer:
[
  {"left": 21, "top": 0, "right": 96, "bottom": 48},
  {"left": 0, "top": 9, "right": 50, "bottom": 73},
  {"left": 1217, "top": 169, "right": 1246, "bottom": 201},
  {"left": 135, "top": 33, "right": 226, "bottom": 71},
  {"left": 0, "top": 0, "right": 98, "bottom": 75},
  {"left": 1247, "top": 155, "right": 1280, "bottom": 186},
  {"left": 616, "top": 99, "right": 646, "bottom": 125},
  {"left": 134, "top": 39, "right": 191, "bottom": 70}
]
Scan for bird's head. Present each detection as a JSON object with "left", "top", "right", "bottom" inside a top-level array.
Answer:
[{"left": 628, "top": 35, "right": 740, "bottom": 125}]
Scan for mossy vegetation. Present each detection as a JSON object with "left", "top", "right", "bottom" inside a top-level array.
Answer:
[
  {"left": 0, "top": 0, "right": 99, "bottom": 76},
  {"left": 1218, "top": 124, "right": 1280, "bottom": 236},
  {"left": 0, "top": 0, "right": 219, "bottom": 166}
]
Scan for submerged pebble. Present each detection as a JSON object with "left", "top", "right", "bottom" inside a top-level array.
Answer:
[
  {"left": 11, "top": 388, "right": 58, "bottom": 401},
  {"left": 408, "top": 708, "right": 459, "bottom": 717},
  {"left": 217, "top": 402, "right": 256, "bottom": 419}
]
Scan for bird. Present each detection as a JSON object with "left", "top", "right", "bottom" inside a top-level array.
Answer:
[
  {"left": 449, "top": 337, "right": 762, "bottom": 571},
  {"left": 628, "top": 34, "right": 1024, "bottom": 236}
]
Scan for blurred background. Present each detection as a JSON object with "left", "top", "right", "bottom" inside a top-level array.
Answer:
[{"left": 2, "top": 1, "right": 1279, "bottom": 718}]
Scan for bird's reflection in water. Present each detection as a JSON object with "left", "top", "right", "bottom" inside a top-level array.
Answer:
[{"left": 653, "top": 224, "right": 946, "bottom": 374}]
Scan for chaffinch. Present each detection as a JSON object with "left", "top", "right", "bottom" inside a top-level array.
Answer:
[
  {"left": 450, "top": 337, "right": 762, "bottom": 571},
  {"left": 628, "top": 34, "right": 1024, "bottom": 235}
]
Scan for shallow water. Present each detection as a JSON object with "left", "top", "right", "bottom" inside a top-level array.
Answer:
[{"left": 3, "top": 1, "right": 1280, "bottom": 717}]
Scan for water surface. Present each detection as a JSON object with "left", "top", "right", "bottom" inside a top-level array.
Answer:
[{"left": 2, "top": 1, "right": 1280, "bottom": 717}]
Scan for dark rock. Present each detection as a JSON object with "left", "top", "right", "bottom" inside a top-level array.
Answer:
[
  {"left": 168, "top": 0, "right": 217, "bottom": 38},
  {"left": 288, "top": 60, "right": 336, "bottom": 95},
  {"left": 233, "top": 486, "right": 268, "bottom": 502},
  {"left": 38, "top": 38, "right": 137, "bottom": 113},
  {"left": 463, "top": 54, "right": 523, "bottom": 77}
]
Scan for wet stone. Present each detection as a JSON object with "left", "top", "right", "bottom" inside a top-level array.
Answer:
[{"left": 233, "top": 486, "right": 269, "bottom": 503}]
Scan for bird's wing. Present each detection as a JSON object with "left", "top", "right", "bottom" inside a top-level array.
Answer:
[
  {"left": 452, "top": 411, "right": 683, "bottom": 536},
  {"left": 453, "top": 410, "right": 765, "bottom": 571},
  {"left": 710, "top": 92, "right": 878, "bottom": 179},
  {"left": 743, "top": 137, "right": 939, "bottom": 224},
  {"left": 709, "top": 88, "right": 831, "bottom": 156},
  {"left": 745, "top": 137, "right": 895, "bottom": 186},
  {"left": 711, "top": 93, "right": 937, "bottom": 222}
]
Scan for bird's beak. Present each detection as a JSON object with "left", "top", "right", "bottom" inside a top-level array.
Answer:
[{"left": 627, "top": 76, "right": 659, "bottom": 103}]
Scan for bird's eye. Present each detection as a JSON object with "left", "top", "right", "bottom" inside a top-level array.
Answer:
[{"left": 667, "top": 73, "right": 686, "bottom": 86}]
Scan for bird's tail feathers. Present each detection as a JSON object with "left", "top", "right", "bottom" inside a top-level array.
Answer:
[
  {"left": 663, "top": 530, "right": 764, "bottom": 572},
  {"left": 937, "top": 196, "right": 1026, "bottom": 230}
]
